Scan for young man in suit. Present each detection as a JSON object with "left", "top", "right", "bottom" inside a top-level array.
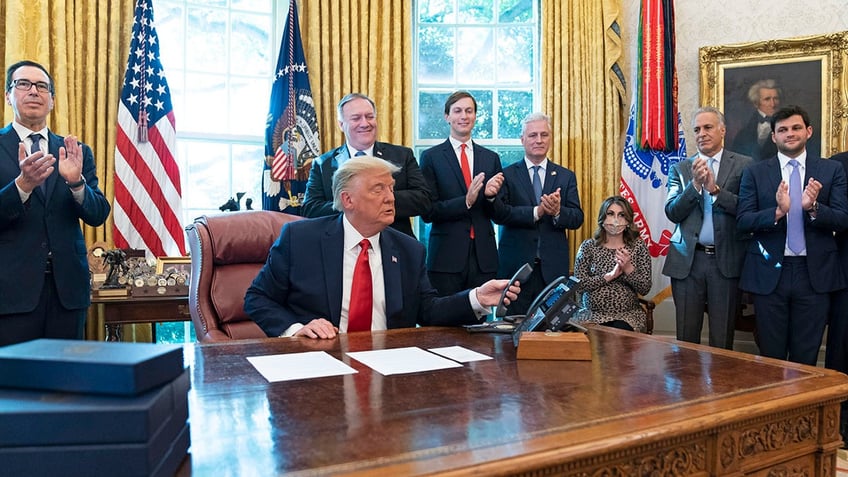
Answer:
[
  {"left": 302, "top": 93, "right": 430, "bottom": 237},
  {"left": 737, "top": 105, "right": 848, "bottom": 365},
  {"left": 492, "top": 112, "right": 584, "bottom": 315},
  {"left": 0, "top": 60, "right": 111, "bottom": 345},
  {"left": 245, "top": 155, "right": 520, "bottom": 339},
  {"left": 664, "top": 107, "right": 752, "bottom": 349},
  {"left": 419, "top": 91, "right": 504, "bottom": 295}
]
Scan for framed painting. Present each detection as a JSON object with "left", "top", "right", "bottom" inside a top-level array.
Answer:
[{"left": 699, "top": 31, "right": 848, "bottom": 159}]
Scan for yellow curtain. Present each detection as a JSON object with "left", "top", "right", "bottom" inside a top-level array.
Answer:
[
  {"left": 301, "top": 0, "right": 412, "bottom": 150},
  {"left": 542, "top": 0, "right": 625, "bottom": 261},
  {"left": 2, "top": 0, "right": 135, "bottom": 340}
]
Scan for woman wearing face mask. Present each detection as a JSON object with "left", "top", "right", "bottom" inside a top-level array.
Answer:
[{"left": 572, "top": 196, "right": 652, "bottom": 332}]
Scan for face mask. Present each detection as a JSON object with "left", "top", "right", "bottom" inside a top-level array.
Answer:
[{"left": 602, "top": 220, "right": 626, "bottom": 236}]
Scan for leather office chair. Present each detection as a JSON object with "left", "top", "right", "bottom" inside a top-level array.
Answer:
[{"left": 185, "top": 210, "right": 302, "bottom": 342}]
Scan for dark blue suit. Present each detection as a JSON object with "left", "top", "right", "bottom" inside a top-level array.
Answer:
[
  {"left": 301, "top": 142, "right": 430, "bottom": 237},
  {"left": 244, "top": 215, "right": 480, "bottom": 337},
  {"left": 0, "top": 125, "right": 111, "bottom": 344},
  {"left": 737, "top": 155, "right": 848, "bottom": 364},
  {"left": 420, "top": 139, "right": 501, "bottom": 294},
  {"left": 827, "top": 151, "right": 848, "bottom": 444},
  {"left": 492, "top": 160, "right": 583, "bottom": 313}
]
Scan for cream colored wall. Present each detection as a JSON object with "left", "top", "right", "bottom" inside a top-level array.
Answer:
[{"left": 621, "top": 0, "right": 848, "bottom": 352}]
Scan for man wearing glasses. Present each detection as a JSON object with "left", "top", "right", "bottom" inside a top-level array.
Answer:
[{"left": 0, "top": 60, "right": 110, "bottom": 345}]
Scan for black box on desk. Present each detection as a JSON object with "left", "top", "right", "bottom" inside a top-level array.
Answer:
[
  {"left": 0, "top": 339, "right": 183, "bottom": 395},
  {"left": 0, "top": 371, "right": 190, "bottom": 477}
]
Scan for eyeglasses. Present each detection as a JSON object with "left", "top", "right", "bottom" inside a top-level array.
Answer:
[{"left": 10, "top": 79, "right": 52, "bottom": 94}]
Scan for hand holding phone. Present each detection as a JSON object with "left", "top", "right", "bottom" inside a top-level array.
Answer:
[{"left": 495, "top": 263, "right": 533, "bottom": 318}]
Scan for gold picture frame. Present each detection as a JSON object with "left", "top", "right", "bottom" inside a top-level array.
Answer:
[
  {"left": 155, "top": 256, "right": 192, "bottom": 275},
  {"left": 699, "top": 31, "right": 848, "bottom": 159}
]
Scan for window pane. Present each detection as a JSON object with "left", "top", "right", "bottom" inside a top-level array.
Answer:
[
  {"left": 418, "top": 0, "right": 453, "bottom": 23},
  {"left": 496, "top": 26, "right": 533, "bottom": 83},
  {"left": 229, "top": 77, "right": 271, "bottom": 135},
  {"left": 490, "top": 146, "right": 526, "bottom": 166},
  {"left": 499, "top": 0, "right": 533, "bottom": 23},
  {"left": 232, "top": 0, "right": 272, "bottom": 13},
  {"left": 418, "top": 26, "right": 455, "bottom": 83},
  {"left": 185, "top": 7, "right": 227, "bottom": 73},
  {"left": 457, "top": 0, "right": 493, "bottom": 23},
  {"left": 231, "top": 144, "right": 265, "bottom": 208},
  {"left": 469, "top": 89, "right": 493, "bottom": 139},
  {"left": 456, "top": 27, "right": 495, "bottom": 85},
  {"left": 418, "top": 91, "right": 450, "bottom": 140},
  {"left": 156, "top": 4, "right": 184, "bottom": 71},
  {"left": 183, "top": 73, "right": 228, "bottom": 134},
  {"left": 230, "top": 12, "right": 272, "bottom": 75},
  {"left": 497, "top": 90, "right": 532, "bottom": 139},
  {"left": 183, "top": 141, "right": 231, "bottom": 210}
]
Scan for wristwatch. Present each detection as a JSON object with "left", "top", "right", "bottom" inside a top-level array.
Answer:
[
  {"left": 709, "top": 184, "right": 721, "bottom": 196},
  {"left": 66, "top": 176, "right": 86, "bottom": 189},
  {"left": 809, "top": 201, "right": 819, "bottom": 213}
]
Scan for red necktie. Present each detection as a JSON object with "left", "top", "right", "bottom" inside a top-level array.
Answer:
[
  {"left": 460, "top": 144, "right": 475, "bottom": 239},
  {"left": 348, "top": 239, "right": 372, "bottom": 332}
]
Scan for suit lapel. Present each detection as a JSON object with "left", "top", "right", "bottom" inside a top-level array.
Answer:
[
  {"left": 0, "top": 125, "right": 21, "bottom": 165},
  {"left": 513, "top": 162, "right": 535, "bottom": 201},
  {"left": 766, "top": 157, "right": 783, "bottom": 193},
  {"left": 443, "top": 140, "right": 466, "bottom": 189},
  {"left": 379, "top": 233, "right": 403, "bottom": 321},
  {"left": 805, "top": 156, "right": 820, "bottom": 183},
  {"left": 321, "top": 217, "right": 346, "bottom": 325}
]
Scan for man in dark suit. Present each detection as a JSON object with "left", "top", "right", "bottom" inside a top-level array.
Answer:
[
  {"left": 827, "top": 150, "right": 848, "bottom": 445},
  {"left": 663, "top": 107, "right": 752, "bottom": 349},
  {"left": 492, "top": 112, "right": 583, "bottom": 315},
  {"left": 731, "top": 79, "right": 780, "bottom": 162},
  {"left": 0, "top": 60, "right": 111, "bottom": 345},
  {"left": 245, "top": 155, "right": 519, "bottom": 339},
  {"left": 302, "top": 93, "right": 429, "bottom": 237},
  {"left": 420, "top": 91, "right": 504, "bottom": 295},
  {"left": 737, "top": 105, "right": 848, "bottom": 365}
]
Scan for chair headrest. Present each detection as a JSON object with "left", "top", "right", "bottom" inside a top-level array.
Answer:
[{"left": 197, "top": 210, "right": 300, "bottom": 264}]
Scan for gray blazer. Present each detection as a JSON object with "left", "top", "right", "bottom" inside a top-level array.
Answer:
[{"left": 662, "top": 149, "right": 752, "bottom": 279}]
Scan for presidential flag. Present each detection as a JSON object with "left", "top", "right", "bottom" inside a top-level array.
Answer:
[
  {"left": 113, "top": 0, "right": 186, "bottom": 257},
  {"left": 263, "top": 0, "right": 320, "bottom": 213},
  {"left": 619, "top": 0, "right": 684, "bottom": 300}
]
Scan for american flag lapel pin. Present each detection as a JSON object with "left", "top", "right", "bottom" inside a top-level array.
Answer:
[
  {"left": 392, "top": 256, "right": 398, "bottom": 263},
  {"left": 551, "top": 171, "right": 557, "bottom": 176}
]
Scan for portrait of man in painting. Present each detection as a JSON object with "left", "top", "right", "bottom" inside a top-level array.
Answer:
[{"left": 722, "top": 59, "right": 823, "bottom": 161}]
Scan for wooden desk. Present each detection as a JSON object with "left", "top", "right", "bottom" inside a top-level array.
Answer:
[
  {"left": 177, "top": 326, "right": 848, "bottom": 476},
  {"left": 90, "top": 295, "right": 190, "bottom": 341}
]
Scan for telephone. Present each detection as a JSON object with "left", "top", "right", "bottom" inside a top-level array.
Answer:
[{"left": 510, "top": 276, "right": 583, "bottom": 346}]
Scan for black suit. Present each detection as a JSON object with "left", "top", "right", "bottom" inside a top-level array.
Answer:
[
  {"left": 827, "top": 152, "right": 848, "bottom": 440},
  {"left": 737, "top": 154, "right": 848, "bottom": 364},
  {"left": 420, "top": 139, "right": 502, "bottom": 295},
  {"left": 301, "top": 142, "right": 430, "bottom": 237},
  {"left": 731, "top": 112, "right": 777, "bottom": 162},
  {"left": 0, "top": 125, "right": 111, "bottom": 345}
]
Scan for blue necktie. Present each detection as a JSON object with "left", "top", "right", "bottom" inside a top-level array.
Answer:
[
  {"left": 354, "top": 150, "right": 366, "bottom": 157},
  {"left": 787, "top": 160, "right": 805, "bottom": 254},
  {"left": 532, "top": 165, "right": 542, "bottom": 205},
  {"left": 30, "top": 133, "right": 45, "bottom": 193},
  {"left": 699, "top": 158, "right": 715, "bottom": 246}
]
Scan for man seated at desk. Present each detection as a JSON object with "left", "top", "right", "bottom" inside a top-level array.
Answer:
[{"left": 245, "top": 155, "right": 520, "bottom": 339}]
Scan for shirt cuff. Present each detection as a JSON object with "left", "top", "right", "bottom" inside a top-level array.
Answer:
[
  {"left": 16, "top": 182, "right": 31, "bottom": 203},
  {"left": 280, "top": 323, "right": 304, "bottom": 337},
  {"left": 71, "top": 184, "right": 85, "bottom": 204},
  {"left": 469, "top": 289, "right": 490, "bottom": 320}
]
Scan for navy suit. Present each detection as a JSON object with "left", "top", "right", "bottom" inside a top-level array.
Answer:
[
  {"left": 0, "top": 125, "right": 110, "bottom": 344},
  {"left": 827, "top": 151, "right": 848, "bottom": 443},
  {"left": 244, "top": 215, "right": 480, "bottom": 337},
  {"left": 492, "top": 160, "right": 583, "bottom": 313},
  {"left": 737, "top": 154, "right": 848, "bottom": 364},
  {"left": 301, "top": 142, "right": 430, "bottom": 237},
  {"left": 420, "top": 139, "right": 502, "bottom": 294}
]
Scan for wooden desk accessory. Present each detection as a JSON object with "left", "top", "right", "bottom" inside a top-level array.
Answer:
[{"left": 516, "top": 331, "right": 591, "bottom": 361}]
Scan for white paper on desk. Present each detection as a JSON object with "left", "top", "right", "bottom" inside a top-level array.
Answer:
[
  {"left": 346, "top": 347, "right": 462, "bottom": 375},
  {"left": 427, "top": 345, "right": 493, "bottom": 363},
  {"left": 247, "top": 351, "right": 357, "bottom": 382}
]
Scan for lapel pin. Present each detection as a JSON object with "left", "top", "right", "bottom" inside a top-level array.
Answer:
[
  {"left": 392, "top": 256, "right": 398, "bottom": 263},
  {"left": 551, "top": 171, "right": 557, "bottom": 176}
]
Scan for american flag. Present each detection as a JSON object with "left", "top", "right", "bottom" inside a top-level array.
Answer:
[
  {"left": 262, "top": 0, "right": 320, "bottom": 213},
  {"left": 113, "top": 0, "right": 186, "bottom": 257}
]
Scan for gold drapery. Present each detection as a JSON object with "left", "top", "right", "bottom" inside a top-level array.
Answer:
[
  {"left": 542, "top": 0, "right": 625, "bottom": 260},
  {"left": 301, "top": 0, "right": 413, "bottom": 150},
  {"left": 2, "top": 0, "right": 135, "bottom": 340}
]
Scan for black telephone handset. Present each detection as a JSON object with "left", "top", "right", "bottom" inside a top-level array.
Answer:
[
  {"left": 511, "top": 276, "right": 581, "bottom": 346},
  {"left": 495, "top": 263, "right": 534, "bottom": 319}
]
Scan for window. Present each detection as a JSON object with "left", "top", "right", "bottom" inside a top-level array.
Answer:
[
  {"left": 413, "top": 0, "right": 540, "bottom": 165},
  {"left": 156, "top": 0, "right": 279, "bottom": 223}
]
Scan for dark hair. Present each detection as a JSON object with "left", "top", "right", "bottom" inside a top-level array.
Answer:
[
  {"left": 592, "top": 195, "right": 640, "bottom": 245},
  {"left": 770, "top": 105, "right": 810, "bottom": 131},
  {"left": 5, "top": 60, "right": 54, "bottom": 96},
  {"left": 444, "top": 91, "right": 477, "bottom": 115}
]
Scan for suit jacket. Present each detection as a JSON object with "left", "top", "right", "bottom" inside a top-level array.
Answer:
[
  {"left": 663, "top": 150, "right": 752, "bottom": 279},
  {"left": 419, "top": 139, "right": 502, "bottom": 274},
  {"left": 831, "top": 152, "right": 848, "bottom": 270},
  {"left": 244, "top": 215, "right": 479, "bottom": 337},
  {"left": 301, "top": 142, "right": 430, "bottom": 236},
  {"left": 492, "top": 160, "right": 583, "bottom": 283},
  {"left": 0, "top": 124, "right": 111, "bottom": 314},
  {"left": 731, "top": 112, "right": 777, "bottom": 162},
  {"left": 737, "top": 155, "right": 848, "bottom": 294}
]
